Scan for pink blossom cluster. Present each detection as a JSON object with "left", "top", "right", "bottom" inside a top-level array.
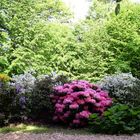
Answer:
[{"left": 51, "top": 80, "right": 112, "bottom": 127}]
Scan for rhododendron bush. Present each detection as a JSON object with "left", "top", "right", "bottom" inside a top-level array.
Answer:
[{"left": 51, "top": 80, "right": 112, "bottom": 127}]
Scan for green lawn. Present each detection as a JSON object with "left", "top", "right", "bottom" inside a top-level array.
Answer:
[
  {"left": 0, "top": 124, "right": 91, "bottom": 134},
  {"left": 0, "top": 124, "right": 48, "bottom": 133}
]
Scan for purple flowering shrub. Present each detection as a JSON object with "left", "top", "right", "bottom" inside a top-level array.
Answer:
[
  {"left": 51, "top": 80, "right": 112, "bottom": 127},
  {"left": 0, "top": 72, "right": 36, "bottom": 126}
]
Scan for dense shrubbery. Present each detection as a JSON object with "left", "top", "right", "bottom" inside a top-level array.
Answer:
[
  {"left": 51, "top": 80, "right": 112, "bottom": 127},
  {"left": 0, "top": 0, "right": 71, "bottom": 75},
  {"left": 0, "top": 72, "right": 70, "bottom": 125},
  {"left": 27, "top": 73, "right": 69, "bottom": 121},
  {"left": 85, "top": 2, "right": 140, "bottom": 133},
  {"left": 77, "top": 1, "right": 140, "bottom": 81},
  {"left": 1, "top": 0, "right": 140, "bottom": 82},
  {"left": 0, "top": 72, "right": 140, "bottom": 134},
  {"left": 130, "top": 47, "right": 140, "bottom": 79},
  {"left": 98, "top": 73, "right": 140, "bottom": 106},
  {"left": 89, "top": 104, "right": 140, "bottom": 134},
  {"left": 0, "top": 74, "right": 10, "bottom": 126},
  {"left": 11, "top": 71, "right": 36, "bottom": 94},
  {"left": 104, "top": 2, "right": 140, "bottom": 75},
  {"left": 0, "top": 0, "right": 140, "bottom": 134},
  {"left": 9, "top": 71, "right": 37, "bottom": 122},
  {"left": 0, "top": 74, "right": 20, "bottom": 126}
]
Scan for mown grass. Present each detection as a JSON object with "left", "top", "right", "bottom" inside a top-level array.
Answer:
[
  {"left": 0, "top": 123, "right": 92, "bottom": 135},
  {"left": 0, "top": 124, "right": 48, "bottom": 133}
]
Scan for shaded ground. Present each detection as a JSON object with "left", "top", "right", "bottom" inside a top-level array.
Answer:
[
  {"left": 0, "top": 124, "right": 140, "bottom": 140},
  {"left": 0, "top": 133, "right": 140, "bottom": 140}
]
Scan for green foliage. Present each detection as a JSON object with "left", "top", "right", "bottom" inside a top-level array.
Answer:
[
  {"left": 0, "top": 88, "right": 20, "bottom": 126},
  {"left": 75, "top": 21, "right": 116, "bottom": 81},
  {"left": 0, "top": 71, "right": 69, "bottom": 125},
  {"left": 83, "top": 1, "right": 140, "bottom": 81},
  {"left": 89, "top": 104, "right": 140, "bottom": 134},
  {"left": 1, "top": 0, "right": 140, "bottom": 83},
  {"left": 0, "top": 0, "right": 140, "bottom": 131},
  {"left": 27, "top": 73, "right": 69, "bottom": 121},
  {"left": 0, "top": 18, "right": 11, "bottom": 73},
  {"left": 0, "top": 57, "right": 9, "bottom": 73},
  {"left": 5, "top": 23, "right": 84, "bottom": 77},
  {"left": 87, "top": 0, "right": 115, "bottom": 21},
  {"left": 105, "top": 2, "right": 140, "bottom": 73},
  {"left": 0, "top": 75, "right": 21, "bottom": 126},
  {"left": 130, "top": 47, "right": 140, "bottom": 79},
  {"left": 0, "top": 0, "right": 71, "bottom": 74}
]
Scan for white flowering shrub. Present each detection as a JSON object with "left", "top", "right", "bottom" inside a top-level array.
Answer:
[
  {"left": 9, "top": 71, "right": 36, "bottom": 120},
  {"left": 11, "top": 71, "right": 36, "bottom": 94},
  {"left": 98, "top": 73, "right": 140, "bottom": 106}
]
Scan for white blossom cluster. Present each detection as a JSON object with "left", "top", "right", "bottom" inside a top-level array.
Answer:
[
  {"left": 98, "top": 73, "right": 140, "bottom": 106},
  {"left": 11, "top": 71, "right": 36, "bottom": 94}
]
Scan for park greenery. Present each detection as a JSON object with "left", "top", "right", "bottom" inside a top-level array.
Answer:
[{"left": 0, "top": 0, "right": 140, "bottom": 134}]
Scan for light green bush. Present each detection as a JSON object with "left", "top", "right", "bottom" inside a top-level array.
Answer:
[
  {"left": 80, "top": 1, "right": 140, "bottom": 81},
  {"left": 104, "top": 2, "right": 140, "bottom": 73},
  {"left": 1, "top": 0, "right": 140, "bottom": 82},
  {"left": 0, "top": 0, "right": 71, "bottom": 74}
]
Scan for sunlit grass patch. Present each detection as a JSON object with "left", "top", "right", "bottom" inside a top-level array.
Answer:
[{"left": 0, "top": 124, "right": 48, "bottom": 133}]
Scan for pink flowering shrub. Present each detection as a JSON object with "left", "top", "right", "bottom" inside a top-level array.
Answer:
[{"left": 51, "top": 80, "right": 112, "bottom": 127}]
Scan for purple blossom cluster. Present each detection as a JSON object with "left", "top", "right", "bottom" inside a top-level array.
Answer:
[{"left": 51, "top": 80, "right": 112, "bottom": 127}]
